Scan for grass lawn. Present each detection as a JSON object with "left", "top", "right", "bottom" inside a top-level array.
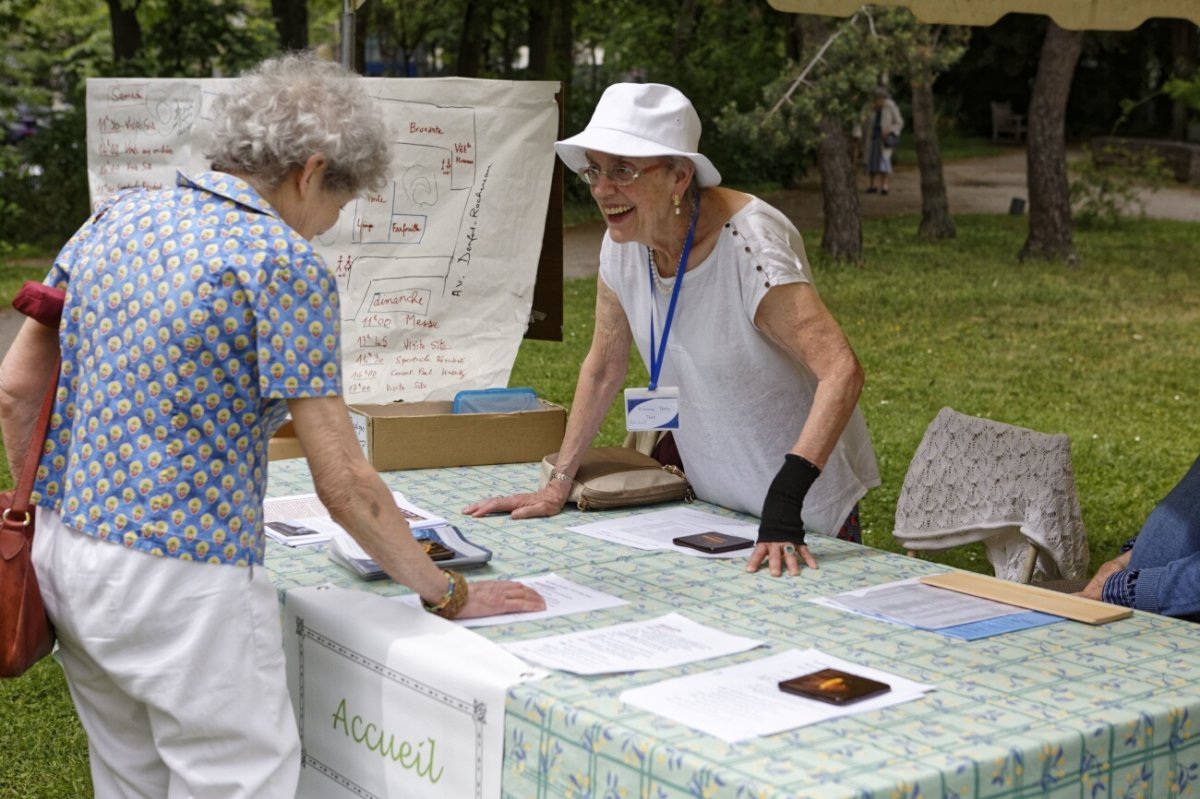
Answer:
[{"left": 2, "top": 213, "right": 1199, "bottom": 796}]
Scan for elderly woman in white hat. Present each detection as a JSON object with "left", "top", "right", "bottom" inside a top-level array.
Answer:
[{"left": 466, "top": 83, "right": 879, "bottom": 577}]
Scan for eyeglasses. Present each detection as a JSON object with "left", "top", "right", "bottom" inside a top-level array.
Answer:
[{"left": 577, "top": 162, "right": 664, "bottom": 187}]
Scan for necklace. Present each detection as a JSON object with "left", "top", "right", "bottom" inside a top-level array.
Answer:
[{"left": 646, "top": 248, "right": 680, "bottom": 295}]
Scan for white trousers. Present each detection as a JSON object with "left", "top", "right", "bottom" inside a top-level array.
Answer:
[{"left": 33, "top": 509, "right": 300, "bottom": 799}]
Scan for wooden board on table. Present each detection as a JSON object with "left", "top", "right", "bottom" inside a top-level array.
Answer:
[{"left": 919, "top": 571, "right": 1133, "bottom": 625}]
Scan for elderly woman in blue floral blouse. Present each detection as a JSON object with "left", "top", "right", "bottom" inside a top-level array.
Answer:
[{"left": 0, "top": 53, "right": 541, "bottom": 798}]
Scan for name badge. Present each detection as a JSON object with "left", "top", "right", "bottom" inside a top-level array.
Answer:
[{"left": 625, "top": 387, "right": 680, "bottom": 431}]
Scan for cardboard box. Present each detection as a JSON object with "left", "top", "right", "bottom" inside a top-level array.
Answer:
[
  {"left": 268, "top": 399, "right": 566, "bottom": 469},
  {"left": 268, "top": 420, "right": 306, "bottom": 462},
  {"left": 349, "top": 399, "right": 566, "bottom": 471}
]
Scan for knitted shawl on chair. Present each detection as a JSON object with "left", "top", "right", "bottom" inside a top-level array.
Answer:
[{"left": 893, "top": 407, "right": 1089, "bottom": 582}]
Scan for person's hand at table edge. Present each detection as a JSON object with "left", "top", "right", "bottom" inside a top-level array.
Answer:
[
  {"left": 457, "top": 579, "right": 547, "bottom": 619},
  {"left": 747, "top": 541, "right": 819, "bottom": 577},
  {"left": 462, "top": 482, "right": 571, "bottom": 520},
  {"left": 1074, "top": 550, "right": 1133, "bottom": 601},
  {"left": 750, "top": 453, "right": 821, "bottom": 577}
]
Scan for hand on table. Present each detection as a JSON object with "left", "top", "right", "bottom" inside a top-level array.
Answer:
[
  {"left": 462, "top": 484, "right": 568, "bottom": 520},
  {"left": 747, "top": 541, "right": 819, "bottom": 577},
  {"left": 458, "top": 580, "right": 547, "bottom": 619},
  {"left": 1074, "top": 550, "right": 1133, "bottom": 601},
  {"left": 751, "top": 453, "right": 822, "bottom": 578}
]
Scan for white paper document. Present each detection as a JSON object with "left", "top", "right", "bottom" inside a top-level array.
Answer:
[
  {"left": 264, "top": 491, "right": 446, "bottom": 547},
  {"left": 812, "top": 577, "right": 1065, "bottom": 640},
  {"left": 565, "top": 507, "right": 759, "bottom": 558},
  {"left": 813, "top": 577, "right": 1026, "bottom": 627},
  {"left": 502, "top": 613, "right": 764, "bottom": 675},
  {"left": 394, "top": 573, "right": 628, "bottom": 627},
  {"left": 619, "top": 649, "right": 933, "bottom": 743}
]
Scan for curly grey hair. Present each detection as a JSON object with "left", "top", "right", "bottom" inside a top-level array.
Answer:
[{"left": 207, "top": 52, "right": 391, "bottom": 194}]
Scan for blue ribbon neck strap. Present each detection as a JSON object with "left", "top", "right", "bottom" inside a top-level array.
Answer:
[{"left": 647, "top": 194, "right": 701, "bottom": 392}]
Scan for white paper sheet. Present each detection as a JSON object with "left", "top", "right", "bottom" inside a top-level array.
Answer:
[
  {"left": 565, "top": 507, "right": 759, "bottom": 559},
  {"left": 264, "top": 491, "right": 446, "bottom": 546},
  {"left": 812, "top": 577, "right": 1025, "bottom": 628},
  {"left": 619, "top": 649, "right": 933, "bottom": 743},
  {"left": 502, "top": 613, "right": 763, "bottom": 675},
  {"left": 395, "top": 573, "right": 628, "bottom": 627}
]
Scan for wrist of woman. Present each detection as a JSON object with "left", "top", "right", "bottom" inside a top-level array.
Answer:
[{"left": 421, "top": 570, "right": 469, "bottom": 618}]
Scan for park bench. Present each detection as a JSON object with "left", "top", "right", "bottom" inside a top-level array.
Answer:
[{"left": 990, "top": 100, "right": 1026, "bottom": 143}]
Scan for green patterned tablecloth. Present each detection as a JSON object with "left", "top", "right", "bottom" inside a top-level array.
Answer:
[{"left": 265, "top": 458, "right": 1200, "bottom": 799}]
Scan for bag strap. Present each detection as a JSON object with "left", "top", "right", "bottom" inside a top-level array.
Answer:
[{"left": 6, "top": 358, "right": 60, "bottom": 518}]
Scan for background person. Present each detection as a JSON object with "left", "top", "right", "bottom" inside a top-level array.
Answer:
[
  {"left": 1077, "top": 455, "right": 1200, "bottom": 622},
  {"left": 0, "top": 53, "right": 542, "bottom": 799},
  {"left": 854, "top": 85, "right": 904, "bottom": 195},
  {"left": 465, "top": 83, "right": 879, "bottom": 578}
]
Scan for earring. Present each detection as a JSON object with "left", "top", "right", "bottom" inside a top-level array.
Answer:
[{"left": 673, "top": 195, "right": 681, "bottom": 215}]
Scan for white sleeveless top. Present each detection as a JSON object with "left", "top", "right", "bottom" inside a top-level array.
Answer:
[{"left": 599, "top": 196, "right": 880, "bottom": 534}]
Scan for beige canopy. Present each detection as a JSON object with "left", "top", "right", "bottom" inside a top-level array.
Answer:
[{"left": 765, "top": 0, "right": 1200, "bottom": 31}]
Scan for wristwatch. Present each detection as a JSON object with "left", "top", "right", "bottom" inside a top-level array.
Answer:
[{"left": 422, "top": 570, "right": 468, "bottom": 619}]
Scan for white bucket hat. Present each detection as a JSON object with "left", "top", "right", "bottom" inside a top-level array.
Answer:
[{"left": 555, "top": 83, "right": 722, "bottom": 187}]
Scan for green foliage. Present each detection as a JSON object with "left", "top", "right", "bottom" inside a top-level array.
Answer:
[
  {"left": 135, "top": 0, "right": 278, "bottom": 77},
  {"left": 713, "top": 7, "right": 969, "bottom": 189},
  {"left": 713, "top": 12, "right": 884, "bottom": 186},
  {"left": 1163, "top": 75, "right": 1200, "bottom": 113},
  {"left": 0, "top": 0, "right": 111, "bottom": 109},
  {"left": 570, "top": 0, "right": 797, "bottom": 186},
  {"left": 0, "top": 105, "right": 91, "bottom": 252},
  {"left": 874, "top": 9, "right": 970, "bottom": 81},
  {"left": 1069, "top": 146, "right": 1170, "bottom": 228}
]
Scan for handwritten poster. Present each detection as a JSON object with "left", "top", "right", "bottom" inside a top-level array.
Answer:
[{"left": 86, "top": 77, "right": 559, "bottom": 404}]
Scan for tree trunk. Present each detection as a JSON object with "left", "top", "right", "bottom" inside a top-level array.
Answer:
[
  {"left": 1169, "top": 20, "right": 1197, "bottom": 141},
  {"left": 816, "top": 116, "right": 862, "bottom": 262},
  {"left": 911, "top": 73, "right": 955, "bottom": 239},
  {"left": 784, "top": 13, "right": 804, "bottom": 63},
  {"left": 528, "top": 0, "right": 571, "bottom": 81},
  {"left": 354, "top": 5, "right": 367, "bottom": 74},
  {"left": 270, "top": 0, "right": 307, "bottom": 51},
  {"left": 106, "top": 0, "right": 143, "bottom": 65},
  {"left": 669, "top": 0, "right": 699, "bottom": 82},
  {"left": 457, "top": 0, "right": 490, "bottom": 77},
  {"left": 527, "top": 0, "right": 549, "bottom": 78},
  {"left": 554, "top": 0, "right": 573, "bottom": 85},
  {"left": 1019, "top": 21, "right": 1083, "bottom": 264}
]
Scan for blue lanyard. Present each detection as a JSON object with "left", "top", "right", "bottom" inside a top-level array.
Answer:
[{"left": 647, "top": 194, "right": 700, "bottom": 391}]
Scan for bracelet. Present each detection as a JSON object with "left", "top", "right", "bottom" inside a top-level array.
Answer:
[
  {"left": 549, "top": 469, "right": 573, "bottom": 483},
  {"left": 422, "top": 570, "right": 469, "bottom": 619}
]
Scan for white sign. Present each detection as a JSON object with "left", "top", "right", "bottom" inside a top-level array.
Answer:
[
  {"left": 284, "top": 585, "right": 542, "bottom": 798},
  {"left": 85, "top": 77, "right": 559, "bottom": 404}
]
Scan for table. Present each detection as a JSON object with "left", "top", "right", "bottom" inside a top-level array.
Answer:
[{"left": 265, "top": 459, "right": 1200, "bottom": 799}]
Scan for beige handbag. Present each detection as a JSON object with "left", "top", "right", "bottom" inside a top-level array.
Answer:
[{"left": 539, "top": 447, "right": 693, "bottom": 511}]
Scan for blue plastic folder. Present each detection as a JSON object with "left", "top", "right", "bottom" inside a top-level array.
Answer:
[{"left": 452, "top": 387, "right": 542, "bottom": 414}]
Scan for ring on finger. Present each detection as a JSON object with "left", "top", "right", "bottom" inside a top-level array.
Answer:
[{"left": 782, "top": 544, "right": 797, "bottom": 555}]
